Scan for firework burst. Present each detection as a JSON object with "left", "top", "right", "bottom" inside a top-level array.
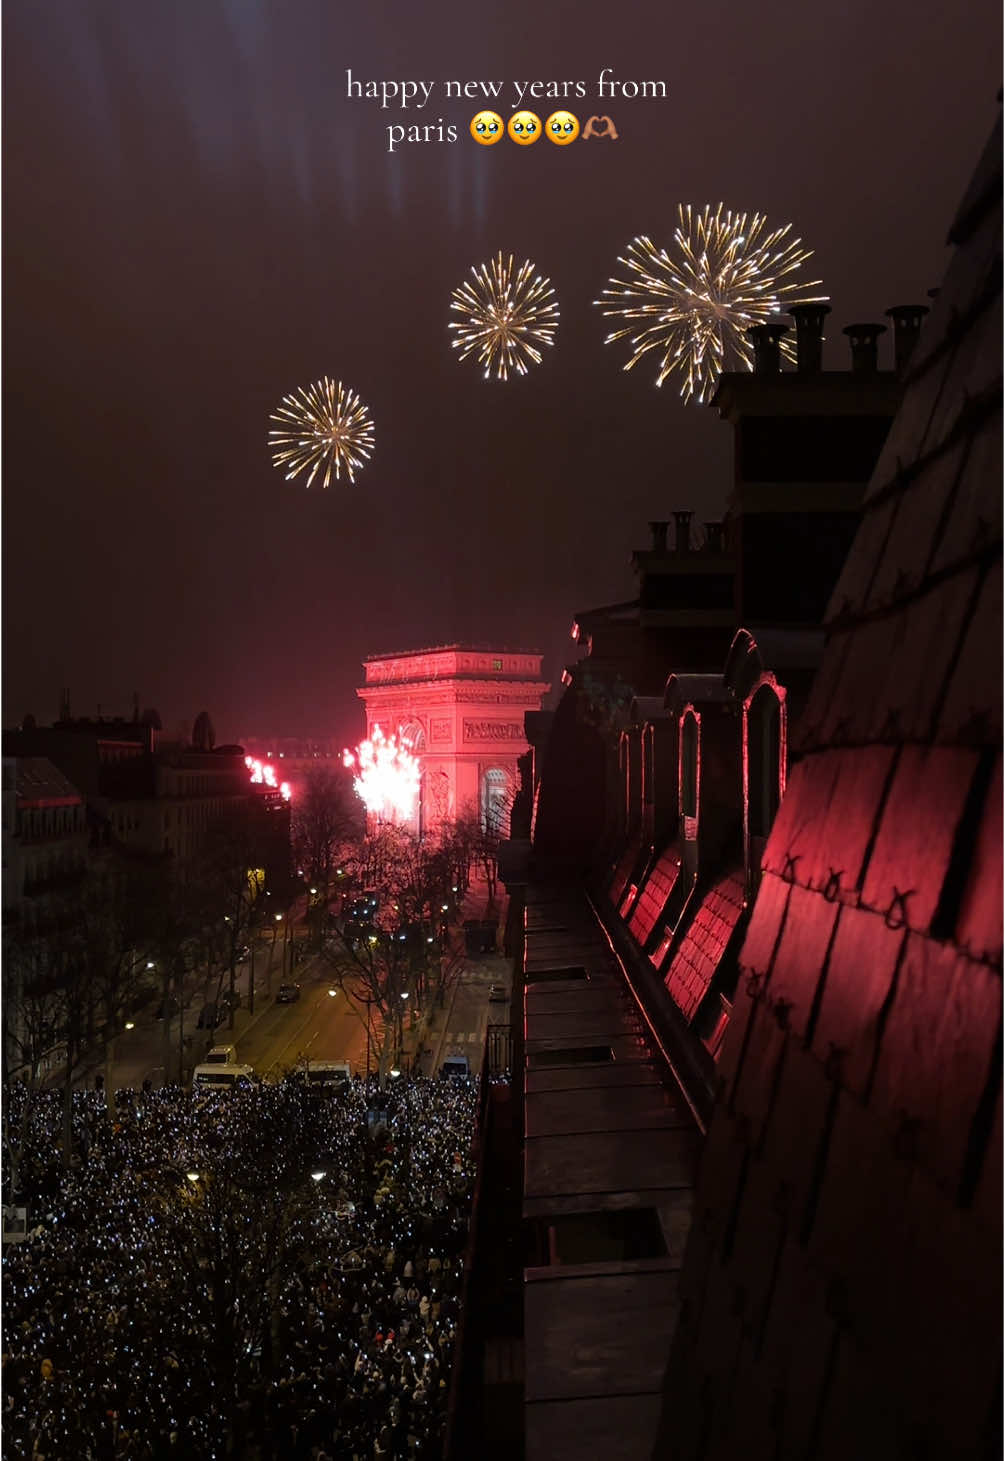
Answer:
[
  {"left": 596, "top": 204, "right": 827, "bottom": 403},
  {"left": 269, "top": 377, "right": 375, "bottom": 487},
  {"left": 449, "top": 252, "right": 559, "bottom": 381},
  {"left": 343, "top": 726, "right": 420, "bottom": 823}
]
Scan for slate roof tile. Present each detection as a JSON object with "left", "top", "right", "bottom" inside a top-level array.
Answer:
[
  {"left": 860, "top": 350, "right": 951, "bottom": 507},
  {"left": 863, "top": 439, "right": 969, "bottom": 613},
  {"left": 870, "top": 934, "right": 999, "bottom": 1192},
  {"left": 930, "top": 411, "right": 1002, "bottom": 575},
  {"left": 808, "top": 1088, "right": 913, "bottom": 1286},
  {"left": 810, "top": 905, "right": 907, "bottom": 1097},
  {"left": 860, "top": 745, "right": 979, "bottom": 932},
  {"left": 937, "top": 561, "right": 1003, "bottom": 745},
  {"left": 815, "top": 614, "right": 903, "bottom": 743},
  {"left": 737, "top": 872, "right": 789, "bottom": 981},
  {"left": 973, "top": 1087, "right": 1001, "bottom": 1235},
  {"left": 757, "top": 1040, "right": 834, "bottom": 1231},
  {"left": 760, "top": 883, "right": 841, "bottom": 1041},
  {"left": 825, "top": 496, "right": 898, "bottom": 623},
  {"left": 921, "top": 293, "right": 1001, "bottom": 453},
  {"left": 955, "top": 754, "right": 1003, "bottom": 963},
  {"left": 767, "top": 747, "right": 896, "bottom": 896},
  {"left": 908, "top": 199, "right": 1001, "bottom": 378},
  {"left": 868, "top": 569, "right": 982, "bottom": 742},
  {"left": 728, "top": 998, "right": 787, "bottom": 1148}
]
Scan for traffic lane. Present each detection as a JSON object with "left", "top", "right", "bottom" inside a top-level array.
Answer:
[
  {"left": 233, "top": 982, "right": 373, "bottom": 1081},
  {"left": 435, "top": 952, "right": 511, "bottom": 1071}
]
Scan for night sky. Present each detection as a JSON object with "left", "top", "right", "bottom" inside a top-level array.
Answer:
[{"left": 4, "top": 0, "right": 999, "bottom": 745}]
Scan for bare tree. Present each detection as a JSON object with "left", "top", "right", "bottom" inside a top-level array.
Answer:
[{"left": 291, "top": 765, "right": 363, "bottom": 948}]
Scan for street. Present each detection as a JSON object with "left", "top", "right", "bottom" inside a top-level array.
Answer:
[{"left": 88, "top": 886, "right": 513, "bottom": 1090}]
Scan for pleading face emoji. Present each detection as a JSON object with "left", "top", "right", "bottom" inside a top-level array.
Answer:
[
  {"left": 507, "top": 110, "right": 541, "bottom": 145},
  {"left": 470, "top": 110, "right": 504, "bottom": 145},
  {"left": 545, "top": 111, "right": 580, "bottom": 145}
]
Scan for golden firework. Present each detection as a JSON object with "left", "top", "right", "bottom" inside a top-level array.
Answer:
[
  {"left": 596, "top": 204, "right": 827, "bottom": 403},
  {"left": 269, "top": 377, "right": 375, "bottom": 487},
  {"left": 449, "top": 253, "right": 559, "bottom": 381}
]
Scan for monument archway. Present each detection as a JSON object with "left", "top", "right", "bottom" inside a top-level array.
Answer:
[{"left": 356, "top": 645, "right": 550, "bottom": 834}]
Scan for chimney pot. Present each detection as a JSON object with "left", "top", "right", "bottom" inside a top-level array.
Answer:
[
  {"left": 673, "top": 510, "right": 694, "bottom": 553},
  {"left": 884, "top": 305, "right": 930, "bottom": 374},
  {"left": 704, "top": 521, "right": 725, "bottom": 553},
  {"left": 843, "top": 322, "right": 886, "bottom": 375},
  {"left": 648, "top": 520, "right": 669, "bottom": 553},
  {"left": 788, "top": 303, "right": 831, "bottom": 373},
  {"left": 747, "top": 322, "right": 789, "bottom": 375}
]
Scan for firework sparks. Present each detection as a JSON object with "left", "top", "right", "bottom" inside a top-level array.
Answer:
[
  {"left": 343, "top": 726, "right": 420, "bottom": 823},
  {"left": 269, "top": 377, "right": 375, "bottom": 487},
  {"left": 449, "top": 252, "right": 559, "bottom": 381},
  {"left": 245, "top": 755, "right": 291, "bottom": 802},
  {"left": 596, "top": 204, "right": 827, "bottom": 403}
]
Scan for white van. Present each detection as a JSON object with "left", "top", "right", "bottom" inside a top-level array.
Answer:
[
  {"left": 192, "top": 1062, "right": 255, "bottom": 1092},
  {"left": 302, "top": 1060, "right": 352, "bottom": 1091},
  {"left": 203, "top": 1045, "right": 237, "bottom": 1066}
]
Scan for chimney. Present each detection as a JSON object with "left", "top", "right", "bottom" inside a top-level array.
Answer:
[
  {"left": 704, "top": 521, "right": 725, "bottom": 553},
  {"left": 648, "top": 520, "right": 669, "bottom": 552},
  {"left": 843, "top": 322, "right": 886, "bottom": 374},
  {"left": 674, "top": 510, "right": 694, "bottom": 553},
  {"left": 884, "top": 304, "right": 930, "bottom": 374},
  {"left": 788, "top": 303, "right": 831, "bottom": 373},
  {"left": 747, "top": 322, "right": 789, "bottom": 375}
]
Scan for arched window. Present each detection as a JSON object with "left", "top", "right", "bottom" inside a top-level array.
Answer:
[
  {"left": 643, "top": 726, "right": 655, "bottom": 808},
  {"left": 745, "top": 679, "right": 786, "bottom": 892},
  {"left": 680, "top": 710, "right": 700, "bottom": 837},
  {"left": 481, "top": 768, "right": 510, "bottom": 835}
]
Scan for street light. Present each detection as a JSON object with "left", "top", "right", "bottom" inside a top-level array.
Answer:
[
  {"left": 124, "top": 1021, "right": 135, "bottom": 1031},
  {"left": 327, "top": 988, "right": 338, "bottom": 998},
  {"left": 186, "top": 1171, "right": 200, "bottom": 1184},
  {"left": 311, "top": 1170, "right": 326, "bottom": 1183}
]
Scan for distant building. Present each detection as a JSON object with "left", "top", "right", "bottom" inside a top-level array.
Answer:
[
  {"left": 356, "top": 645, "right": 550, "bottom": 833},
  {"left": 2, "top": 715, "right": 291, "bottom": 891},
  {"left": 2, "top": 757, "right": 88, "bottom": 936}
]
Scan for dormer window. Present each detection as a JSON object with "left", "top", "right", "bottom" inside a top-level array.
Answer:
[
  {"left": 680, "top": 709, "right": 700, "bottom": 840},
  {"left": 745, "top": 678, "right": 786, "bottom": 893}
]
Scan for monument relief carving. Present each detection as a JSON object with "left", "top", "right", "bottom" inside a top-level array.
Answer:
[{"left": 463, "top": 720, "right": 524, "bottom": 742}]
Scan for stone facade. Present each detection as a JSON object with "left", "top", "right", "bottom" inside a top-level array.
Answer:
[{"left": 356, "top": 645, "right": 549, "bottom": 832}]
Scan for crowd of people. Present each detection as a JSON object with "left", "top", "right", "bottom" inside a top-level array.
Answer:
[{"left": 2, "top": 1072, "right": 481, "bottom": 1460}]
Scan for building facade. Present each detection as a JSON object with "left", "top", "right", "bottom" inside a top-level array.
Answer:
[{"left": 356, "top": 645, "right": 550, "bottom": 833}]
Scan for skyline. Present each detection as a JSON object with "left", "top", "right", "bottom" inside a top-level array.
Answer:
[{"left": 4, "top": 0, "right": 1000, "bottom": 745}]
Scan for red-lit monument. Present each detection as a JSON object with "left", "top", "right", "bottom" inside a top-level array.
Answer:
[{"left": 357, "top": 645, "right": 550, "bottom": 832}]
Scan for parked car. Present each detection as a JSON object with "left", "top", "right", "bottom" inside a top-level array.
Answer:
[
  {"left": 488, "top": 984, "right": 507, "bottom": 1003},
  {"left": 276, "top": 982, "right": 301, "bottom": 1004},
  {"left": 220, "top": 990, "right": 241, "bottom": 1012},
  {"left": 235, "top": 944, "right": 252, "bottom": 963},
  {"left": 197, "top": 1003, "right": 222, "bottom": 1030},
  {"left": 155, "top": 995, "right": 179, "bottom": 1020}
]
